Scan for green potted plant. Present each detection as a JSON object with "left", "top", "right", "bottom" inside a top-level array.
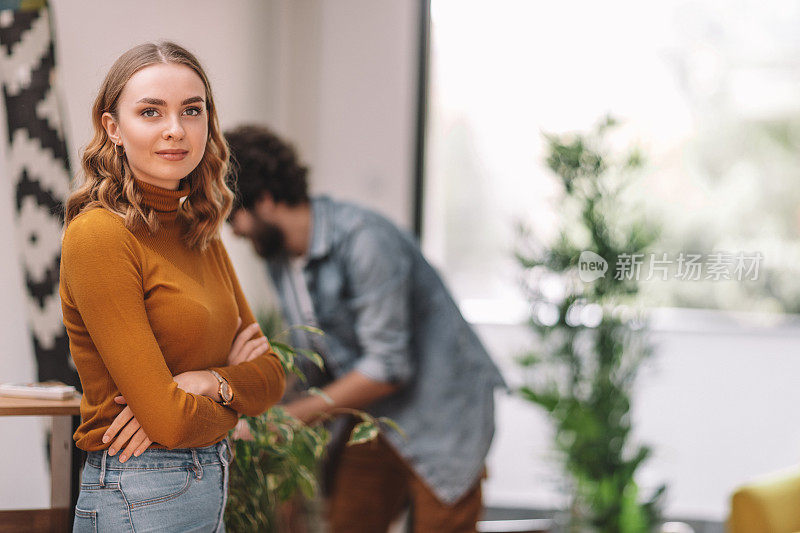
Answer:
[
  {"left": 516, "top": 117, "right": 666, "bottom": 532},
  {"left": 224, "top": 313, "right": 400, "bottom": 532}
]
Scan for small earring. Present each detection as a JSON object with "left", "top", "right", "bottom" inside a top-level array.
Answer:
[{"left": 114, "top": 143, "right": 125, "bottom": 157}]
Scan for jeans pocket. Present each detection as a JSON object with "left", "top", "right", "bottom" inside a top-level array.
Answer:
[
  {"left": 121, "top": 467, "right": 193, "bottom": 510},
  {"left": 73, "top": 507, "right": 97, "bottom": 533}
]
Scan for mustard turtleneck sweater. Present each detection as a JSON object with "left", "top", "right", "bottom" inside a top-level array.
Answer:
[{"left": 60, "top": 178, "right": 285, "bottom": 451}]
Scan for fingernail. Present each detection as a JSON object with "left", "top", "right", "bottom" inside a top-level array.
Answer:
[
  {"left": 102, "top": 435, "right": 110, "bottom": 443},
  {"left": 109, "top": 448, "right": 116, "bottom": 456},
  {"left": 119, "top": 454, "right": 127, "bottom": 463}
]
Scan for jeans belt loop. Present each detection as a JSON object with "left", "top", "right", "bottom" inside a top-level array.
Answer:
[
  {"left": 191, "top": 448, "right": 203, "bottom": 479},
  {"left": 219, "top": 437, "right": 231, "bottom": 465},
  {"left": 99, "top": 449, "right": 107, "bottom": 487}
]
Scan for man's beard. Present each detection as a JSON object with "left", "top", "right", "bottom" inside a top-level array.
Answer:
[{"left": 251, "top": 220, "right": 287, "bottom": 259}]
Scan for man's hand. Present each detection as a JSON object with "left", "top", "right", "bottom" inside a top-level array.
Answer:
[
  {"left": 284, "top": 397, "right": 328, "bottom": 426},
  {"left": 284, "top": 370, "right": 401, "bottom": 425},
  {"left": 231, "top": 418, "right": 255, "bottom": 441}
]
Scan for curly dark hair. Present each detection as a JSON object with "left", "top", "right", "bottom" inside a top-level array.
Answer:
[{"left": 225, "top": 125, "right": 310, "bottom": 212}]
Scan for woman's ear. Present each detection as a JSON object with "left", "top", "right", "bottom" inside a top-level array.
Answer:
[{"left": 101, "top": 112, "right": 122, "bottom": 145}]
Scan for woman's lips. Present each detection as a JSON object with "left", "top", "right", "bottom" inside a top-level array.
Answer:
[{"left": 156, "top": 150, "right": 188, "bottom": 161}]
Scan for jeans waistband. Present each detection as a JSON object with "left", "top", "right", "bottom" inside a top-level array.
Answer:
[{"left": 86, "top": 438, "right": 231, "bottom": 471}]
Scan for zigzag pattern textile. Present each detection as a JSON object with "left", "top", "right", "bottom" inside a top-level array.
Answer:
[{"left": 0, "top": 0, "right": 77, "bottom": 388}]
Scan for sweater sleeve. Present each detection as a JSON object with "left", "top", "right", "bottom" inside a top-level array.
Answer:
[
  {"left": 208, "top": 240, "right": 286, "bottom": 416},
  {"left": 61, "top": 211, "right": 238, "bottom": 448}
]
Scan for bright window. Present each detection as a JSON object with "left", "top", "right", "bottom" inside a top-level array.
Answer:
[{"left": 422, "top": 0, "right": 800, "bottom": 319}]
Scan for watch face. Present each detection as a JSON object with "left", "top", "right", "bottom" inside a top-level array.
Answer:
[{"left": 221, "top": 382, "right": 232, "bottom": 402}]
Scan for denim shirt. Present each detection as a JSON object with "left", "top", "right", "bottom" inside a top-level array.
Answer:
[{"left": 267, "top": 196, "right": 507, "bottom": 504}]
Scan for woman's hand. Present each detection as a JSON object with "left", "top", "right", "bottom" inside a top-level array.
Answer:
[
  {"left": 229, "top": 317, "right": 272, "bottom": 366},
  {"left": 102, "top": 399, "right": 152, "bottom": 463},
  {"left": 104, "top": 317, "right": 269, "bottom": 458},
  {"left": 105, "top": 370, "right": 218, "bottom": 458}
]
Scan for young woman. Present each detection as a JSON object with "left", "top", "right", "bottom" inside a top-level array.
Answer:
[{"left": 60, "top": 41, "right": 285, "bottom": 532}]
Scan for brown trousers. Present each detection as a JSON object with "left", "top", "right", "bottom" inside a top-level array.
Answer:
[{"left": 327, "top": 433, "right": 484, "bottom": 533}]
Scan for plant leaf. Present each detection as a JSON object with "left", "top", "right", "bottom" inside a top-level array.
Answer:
[
  {"left": 377, "top": 416, "right": 406, "bottom": 439},
  {"left": 298, "top": 348, "right": 325, "bottom": 369},
  {"left": 308, "top": 387, "right": 334, "bottom": 405},
  {"left": 292, "top": 325, "right": 325, "bottom": 336},
  {"left": 347, "top": 421, "right": 379, "bottom": 446}
]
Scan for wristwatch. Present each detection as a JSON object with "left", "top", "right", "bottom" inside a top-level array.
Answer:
[{"left": 209, "top": 369, "right": 233, "bottom": 405}]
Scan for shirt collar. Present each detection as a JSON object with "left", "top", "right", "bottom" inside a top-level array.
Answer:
[{"left": 306, "top": 196, "right": 333, "bottom": 261}]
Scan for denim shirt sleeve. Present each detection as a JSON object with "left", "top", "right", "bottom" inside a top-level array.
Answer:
[{"left": 342, "top": 224, "right": 414, "bottom": 385}]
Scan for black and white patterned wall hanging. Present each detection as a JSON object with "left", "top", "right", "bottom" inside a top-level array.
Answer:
[{"left": 0, "top": 0, "right": 77, "bottom": 388}]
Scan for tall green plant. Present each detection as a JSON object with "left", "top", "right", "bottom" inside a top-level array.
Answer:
[
  {"left": 516, "top": 117, "right": 665, "bottom": 532},
  {"left": 225, "top": 314, "right": 400, "bottom": 532}
]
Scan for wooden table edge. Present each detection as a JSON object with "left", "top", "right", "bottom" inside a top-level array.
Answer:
[{"left": 0, "top": 394, "right": 81, "bottom": 416}]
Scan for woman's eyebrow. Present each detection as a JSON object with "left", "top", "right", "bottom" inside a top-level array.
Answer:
[
  {"left": 135, "top": 96, "right": 205, "bottom": 106},
  {"left": 181, "top": 96, "right": 204, "bottom": 105}
]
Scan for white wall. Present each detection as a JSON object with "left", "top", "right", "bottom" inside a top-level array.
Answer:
[
  {"left": 480, "top": 309, "right": 800, "bottom": 522},
  {"left": 275, "top": 0, "right": 419, "bottom": 229}
]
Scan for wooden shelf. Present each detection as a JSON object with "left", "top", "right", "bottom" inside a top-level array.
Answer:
[
  {"left": 0, "top": 391, "right": 82, "bottom": 528},
  {"left": 0, "top": 394, "right": 81, "bottom": 417}
]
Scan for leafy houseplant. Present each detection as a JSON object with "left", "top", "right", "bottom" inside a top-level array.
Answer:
[
  {"left": 224, "top": 314, "right": 400, "bottom": 533},
  {"left": 516, "top": 117, "right": 666, "bottom": 532}
]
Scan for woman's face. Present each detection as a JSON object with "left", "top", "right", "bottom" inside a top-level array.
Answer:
[{"left": 102, "top": 63, "right": 208, "bottom": 190}]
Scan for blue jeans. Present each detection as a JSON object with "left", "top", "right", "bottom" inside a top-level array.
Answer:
[{"left": 73, "top": 439, "right": 231, "bottom": 532}]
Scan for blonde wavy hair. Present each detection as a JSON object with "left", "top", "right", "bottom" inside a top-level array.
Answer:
[{"left": 64, "top": 41, "right": 233, "bottom": 250}]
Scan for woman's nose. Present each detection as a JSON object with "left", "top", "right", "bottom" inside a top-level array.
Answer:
[{"left": 162, "top": 115, "right": 185, "bottom": 140}]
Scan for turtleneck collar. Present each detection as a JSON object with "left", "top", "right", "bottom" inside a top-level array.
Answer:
[{"left": 134, "top": 178, "right": 190, "bottom": 222}]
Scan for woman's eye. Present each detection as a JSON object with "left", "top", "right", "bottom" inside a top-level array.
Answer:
[
  {"left": 141, "top": 108, "right": 159, "bottom": 118},
  {"left": 184, "top": 107, "right": 202, "bottom": 116}
]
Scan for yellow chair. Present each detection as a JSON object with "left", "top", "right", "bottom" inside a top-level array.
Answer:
[{"left": 728, "top": 466, "right": 800, "bottom": 533}]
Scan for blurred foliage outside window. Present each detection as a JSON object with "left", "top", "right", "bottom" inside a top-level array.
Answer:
[{"left": 423, "top": 0, "right": 800, "bottom": 316}]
